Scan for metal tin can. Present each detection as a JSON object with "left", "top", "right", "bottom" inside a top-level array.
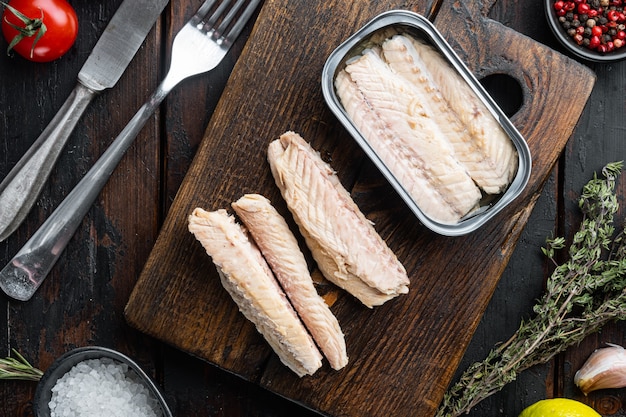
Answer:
[{"left": 321, "top": 10, "right": 532, "bottom": 236}]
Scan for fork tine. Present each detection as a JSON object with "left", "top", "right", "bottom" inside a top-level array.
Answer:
[
  {"left": 205, "top": 0, "right": 232, "bottom": 29},
  {"left": 198, "top": 0, "right": 260, "bottom": 46},
  {"left": 214, "top": 0, "right": 246, "bottom": 37},
  {"left": 191, "top": 0, "right": 218, "bottom": 27},
  {"left": 224, "top": 0, "right": 261, "bottom": 45}
]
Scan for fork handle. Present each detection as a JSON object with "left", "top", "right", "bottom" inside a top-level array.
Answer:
[
  {"left": 0, "top": 81, "right": 172, "bottom": 301},
  {"left": 0, "top": 82, "right": 97, "bottom": 243}
]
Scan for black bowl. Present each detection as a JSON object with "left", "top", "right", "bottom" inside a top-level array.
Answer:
[
  {"left": 544, "top": 0, "right": 626, "bottom": 63},
  {"left": 33, "top": 346, "right": 173, "bottom": 417}
]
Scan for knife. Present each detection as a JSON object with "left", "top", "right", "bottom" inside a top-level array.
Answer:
[{"left": 0, "top": 0, "right": 169, "bottom": 242}]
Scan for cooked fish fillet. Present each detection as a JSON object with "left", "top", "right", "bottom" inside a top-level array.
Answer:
[
  {"left": 232, "top": 194, "right": 348, "bottom": 370},
  {"left": 337, "top": 48, "right": 482, "bottom": 223},
  {"left": 188, "top": 208, "right": 323, "bottom": 377},
  {"left": 334, "top": 70, "right": 467, "bottom": 223},
  {"left": 405, "top": 35, "right": 518, "bottom": 194},
  {"left": 381, "top": 34, "right": 514, "bottom": 194},
  {"left": 267, "top": 131, "right": 409, "bottom": 308}
]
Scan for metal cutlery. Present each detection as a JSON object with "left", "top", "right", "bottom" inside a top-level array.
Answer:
[
  {"left": 0, "top": 0, "right": 169, "bottom": 243},
  {"left": 0, "top": 0, "right": 262, "bottom": 301}
]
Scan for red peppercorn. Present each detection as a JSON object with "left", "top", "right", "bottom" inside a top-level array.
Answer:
[
  {"left": 592, "top": 25, "right": 604, "bottom": 36},
  {"left": 590, "top": 35, "right": 602, "bottom": 48},
  {"left": 554, "top": 0, "right": 626, "bottom": 53},
  {"left": 578, "top": 2, "right": 591, "bottom": 14}
]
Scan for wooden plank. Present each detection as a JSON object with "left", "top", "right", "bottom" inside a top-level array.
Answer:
[
  {"left": 125, "top": 0, "right": 596, "bottom": 416},
  {"left": 556, "top": 61, "right": 626, "bottom": 414},
  {"left": 452, "top": 3, "right": 561, "bottom": 415},
  {"left": 0, "top": 1, "right": 163, "bottom": 415}
]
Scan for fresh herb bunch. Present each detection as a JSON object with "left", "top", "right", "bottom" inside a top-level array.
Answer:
[
  {"left": 436, "top": 162, "right": 626, "bottom": 417},
  {"left": 0, "top": 349, "right": 42, "bottom": 381}
]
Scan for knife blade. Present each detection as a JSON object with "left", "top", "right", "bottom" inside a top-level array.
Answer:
[{"left": 0, "top": 0, "right": 169, "bottom": 242}]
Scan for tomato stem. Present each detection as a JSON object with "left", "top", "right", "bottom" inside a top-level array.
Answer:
[{"left": 0, "top": 1, "right": 47, "bottom": 58}]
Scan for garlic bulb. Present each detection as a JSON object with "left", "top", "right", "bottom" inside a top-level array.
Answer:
[{"left": 574, "top": 343, "right": 626, "bottom": 395}]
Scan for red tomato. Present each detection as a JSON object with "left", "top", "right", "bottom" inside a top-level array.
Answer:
[{"left": 1, "top": 0, "right": 78, "bottom": 62}]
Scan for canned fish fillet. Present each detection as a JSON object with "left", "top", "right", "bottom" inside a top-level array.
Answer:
[{"left": 322, "top": 10, "right": 531, "bottom": 236}]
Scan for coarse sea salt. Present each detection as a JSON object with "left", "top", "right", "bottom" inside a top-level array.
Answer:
[{"left": 48, "top": 357, "right": 162, "bottom": 417}]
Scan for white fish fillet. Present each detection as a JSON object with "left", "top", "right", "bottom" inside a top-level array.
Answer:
[
  {"left": 405, "top": 35, "right": 518, "bottom": 193},
  {"left": 267, "top": 131, "right": 409, "bottom": 308},
  {"left": 232, "top": 194, "right": 348, "bottom": 370},
  {"left": 337, "top": 48, "right": 482, "bottom": 223},
  {"left": 188, "top": 208, "right": 323, "bottom": 377},
  {"left": 381, "top": 34, "right": 514, "bottom": 194}
]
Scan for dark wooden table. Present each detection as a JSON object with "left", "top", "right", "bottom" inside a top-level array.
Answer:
[{"left": 0, "top": 0, "right": 624, "bottom": 416}]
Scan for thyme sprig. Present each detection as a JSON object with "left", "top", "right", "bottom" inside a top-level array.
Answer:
[
  {"left": 0, "top": 349, "right": 42, "bottom": 381},
  {"left": 436, "top": 162, "right": 626, "bottom": 417}
]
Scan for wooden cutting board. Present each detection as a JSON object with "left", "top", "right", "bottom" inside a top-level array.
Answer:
[{"left": 125, "top": 0, "right": 595, "bottom": 415}]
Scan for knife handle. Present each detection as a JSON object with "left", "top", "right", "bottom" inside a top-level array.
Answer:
[
  {"left": 0, "top": 78, "right": 172, "bottom": 301},
  {"left": 0, "top": 82, "right": 97, "bottom": 242}
]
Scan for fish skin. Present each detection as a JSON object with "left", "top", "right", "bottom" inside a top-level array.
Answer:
[
  {"left": 338, "top": 48, "right": 482, "bottom": 223},
  {"left": 267, "top": 131, "right": 409, "bottom": 308},
  {"left": 404, "top": 35, "right": 518, "bottom": 194},
  {"left": 188, "top": 207, "right": 323, "bottom": 377},
  {"left": 232, "top": 193, "right": 348, "bottom": 370}
]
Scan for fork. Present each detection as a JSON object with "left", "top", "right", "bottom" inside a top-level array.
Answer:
[{"left": 0, "top": 0, "right": 262, "bottom": 301}]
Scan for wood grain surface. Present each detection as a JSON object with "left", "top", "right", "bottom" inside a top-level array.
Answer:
[
  {"left": 0, "top": 1, "right": 165, "bottom": 415},
  {"left": 124, "top": 0, "right": 596, "bottom": 416}
]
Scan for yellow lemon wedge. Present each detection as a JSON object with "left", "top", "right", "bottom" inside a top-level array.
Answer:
[{"left": 519, "top": 398, "right": 601, "bottom": 417}]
